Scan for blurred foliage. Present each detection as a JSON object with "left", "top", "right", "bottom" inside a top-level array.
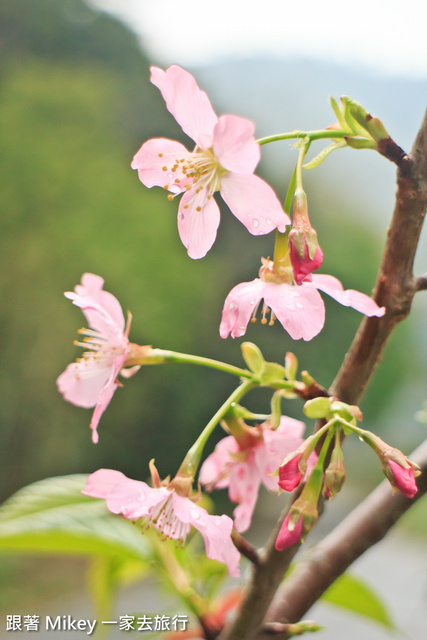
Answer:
[{"left": 0, "top": 0, "right": 419, "bottom": 507}]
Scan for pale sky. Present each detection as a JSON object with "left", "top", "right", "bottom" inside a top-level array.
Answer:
[{"left": 90, "top": 0, "right": 427, "bottom": 78}]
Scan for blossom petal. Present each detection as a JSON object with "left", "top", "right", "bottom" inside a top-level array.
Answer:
[
  {"left": 150, "top": 66, "right": 217, "bottom": 149},
  {"left": 83, "top": 469, "right": 127, "bottom": 499},
  {"left": 177, "top": 187, "right": 221, "bottom": 259},
  {"left": 220, "top": 279, "right": 265, "bottom": 339},
  {"left": 199, "top": 436, "right": 240, "bottom": 490},
  {"left": 258, "top": 418, "right": 306, "bottom": 491},
  {"left": 131, "top": 138, "right": 189, "bottom": 189},
  {"left": 228, "top": 457, "right": 261, "bottom": 533},
  {"left": 88, "top": 353, "right": 128, "bottom": 444},
  {"left": 173, "top": 493, "right": 240, "bottom": 577},
  {"left": 213, "top": 115, "right": 260, "bottom": 174},
  {"left": 263, "top": 282, "right": 325, "bottom": 340},
  {"left": 56, "top": 359, "right": 113, "bottom": 409},
  {"left": 220, "top": 173, "right": 290, "bottom": 235},
  {"left": 312, "top": 274, "right": 385, "bottom": 317},
  {"left": 66, "top": 273, "right": 126, "bottom": 343}
]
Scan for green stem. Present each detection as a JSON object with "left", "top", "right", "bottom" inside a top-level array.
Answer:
[
  {"left": 128, "top": 348, "right": 251, "bottom": 379},
  {"left": 272, "top": 167, "right": 296, "bottom": 266},
  {"left": 257, "top": 129, "right": 353, "bottom": 146},
  {"left": 152, "top": 537, "right": 208, "bottom": 620},
  {"left": 179, "top": 379, "right": 257, "bottom": 478},
  {"left": 295, "top": 138, "right": 311, "bottom": 192}
]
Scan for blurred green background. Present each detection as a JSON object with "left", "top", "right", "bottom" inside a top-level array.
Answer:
[{"left": 1, "top": 0, "right": 425, "bottom": 506}]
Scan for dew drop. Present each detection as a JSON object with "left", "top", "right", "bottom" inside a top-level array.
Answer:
[
  {"left": 190, "top": 506, "right": 200, "bottom": 520},
  {"left": 178, "top": 212, "right": 185, "bottom": 221},
  {"left": 296, "top": 302, "right": 303, "bottom": 309},
  {"left": 266, "top": 218, "right": 273, "bottom": 225},
  {"left": 168, "top": 172, "right": 173, "bottom": 179},
  {"left": 252, "top": 219, "right": 259, "bottom": 228}
]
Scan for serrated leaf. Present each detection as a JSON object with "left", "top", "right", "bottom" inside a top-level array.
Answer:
[
  {"left": 322, "top": 573, "right": 395, "bottom": 629},
  {"left": 0, "top": 475, "right": 152, "bottom": 563}
]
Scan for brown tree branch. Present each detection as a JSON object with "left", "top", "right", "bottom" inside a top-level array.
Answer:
[{"left": 219, "top": 109, "right": 427, "bottom": 640}]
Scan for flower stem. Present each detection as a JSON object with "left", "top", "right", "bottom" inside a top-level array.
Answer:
[
  {"left": 178, "top": 379, "right": 257, "bottom": 478},
  {"left": 127, "top": 347, "right": 251, "bottom": 379},
  {"left": 257, "top": 129, "right": 353, "bottom": 145}
]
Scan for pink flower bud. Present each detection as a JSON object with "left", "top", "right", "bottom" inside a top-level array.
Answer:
[
  {"left": 289, "top": 241, "right": 323, "bottom": 285},
  {"left": 275, "top": 512, "right": 304, "bottom": 551},
  {"left": 278, "top": 454, "right": 303, "bottom": 491},
  {"left": 387, "top": 459, "right": 418, "bottom": 499}
]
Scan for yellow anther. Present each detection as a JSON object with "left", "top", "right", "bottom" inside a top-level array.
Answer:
[
  {"left": 167, "top": 194, "right": 174, "bottom": 201},
  {"left": 162, "top": 166, "right": 167, "bottom": 171},
  {"left": 158, "top": 153, "right": 164, "bottom": 157},
  {"left": 196, "top": 206, "right": 202, "bottom": 212}
]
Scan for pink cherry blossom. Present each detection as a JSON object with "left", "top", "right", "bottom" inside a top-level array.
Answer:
[
  {"left": 387, "top": 460, "right": 418, "bottom": 498},
  {"left": 275, "top": 512, "right": 304, "bottom": 551},
  {"left": 83, "top": 469, "right": 240, "bottom": 577},
  {"left": 199, "top": 417, "right": 306, "bottom": 533},
  {"left": 220, "top": 261, "right": 385, "bottom": 342},
  {"left": 57, "top": 273, "right": 137, "bottom": 444},
  {"left": 131, "top": 65, "right": 289, "bottom": 259}
]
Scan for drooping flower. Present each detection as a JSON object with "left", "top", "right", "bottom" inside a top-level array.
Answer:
[
  {"left": 57, "top": 273, "right": 143, "bottom": 443},
  {"left": 357, "top": 430, "right": 420, "bottom": 499},
  {"left": 386, "top": 460, "right": 418, "bottom": 499},
  {"left": 288, "top": 188, "right": 323, "bottom": 285},
  {"left": 131, "top": 65, "right": 290, "bottom": 259},
  {"left": 199, "top": 417, "right": 306, "bottom": 533},
  {"left": 220, "top": 259, "right": 385, "bottom": 341},
  {"left": 275, "top": 512, "right": 304, "bottom": 551},
  {"left": 83, "top": 467, "right": 240, "bottom": 577}
]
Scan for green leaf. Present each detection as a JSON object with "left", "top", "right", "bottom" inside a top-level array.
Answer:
[
  {"left": 303, "top": 397, "right": 332, "bottom": 419},
  {"left": 0, "top": 475, "right": 152, "bottom": 563},
  {"left": 260, "top": 362, "right": 286, "bottom": 385},
  {"left": 303, "top": 141, "right": 346, "bottom": 170},
  {"left": 322, "top": 572, "right": 395, "bottom": 629}
]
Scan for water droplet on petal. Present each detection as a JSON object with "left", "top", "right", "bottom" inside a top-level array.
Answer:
[
  {"left": 178, "top": 212, "right": 185, "bottom": 221},
  {"left": 266, "top": 218, "right": 273, "bottom": 225},
  {"left": 190, "top": 506, "right": 200, "bottom": 520},
  {"left": 253, "top": 219, "right": 259, "bottom": 228},
  {"left": 296, "top": 302, "right": 303, "bottom": 309}
]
